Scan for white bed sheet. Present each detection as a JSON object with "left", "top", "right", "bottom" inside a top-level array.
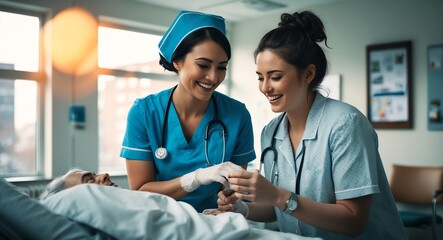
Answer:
[{"left": 42, "top": 185, "right": 322, "bottom": 240}]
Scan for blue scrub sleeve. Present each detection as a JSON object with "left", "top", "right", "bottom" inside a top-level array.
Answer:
[
  {"left": 120, "top": 99, "right": 154, "bottom": 160},
  {"left": 231, "top": 105, "right": 256, "bottom": 165}
]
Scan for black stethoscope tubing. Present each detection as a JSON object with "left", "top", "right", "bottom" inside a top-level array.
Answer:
[
  {"left": 156, "top": 85, "right": 227, "bottom": 166},
  {"left": 260, "top": 113, "right": 305, "bottom": 195}
]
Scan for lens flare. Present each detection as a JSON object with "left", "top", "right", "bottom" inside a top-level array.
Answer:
[{"left": 47, "top": 7, "right": 97, "bottom": 75}]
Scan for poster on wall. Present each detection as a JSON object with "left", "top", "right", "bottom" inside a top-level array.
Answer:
[
  {"left": 366, "top": 41, "right": 413, "bottom": 129},
  {"left": 428, "top": 44, "right": 443, "bottom": 130}
]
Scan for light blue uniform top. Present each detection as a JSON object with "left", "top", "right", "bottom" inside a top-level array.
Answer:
[
  {"left": 261, "top": 93, "right": 407, "bottom": 239},
  {"left": 120, "top": 87, "right": 256, "bottom": 213}
]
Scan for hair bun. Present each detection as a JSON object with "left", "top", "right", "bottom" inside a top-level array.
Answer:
[
  {"left": 279, "top": 11, "right": 327, "bottom": 44},
  {"left": 278, "top": 13, "right": 301, "bottom": 30}
]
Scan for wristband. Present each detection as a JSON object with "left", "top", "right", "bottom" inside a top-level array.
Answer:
[{"left": 233, "top": 199, "right": 249, "bottom": 218}]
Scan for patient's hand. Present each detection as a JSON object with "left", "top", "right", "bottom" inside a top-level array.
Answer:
[
  {"left": 217, "top": 188, "right": 238, "bottom": 212},
  {"left": 202, "top": 208, "right": 225, "bottom": 216}
]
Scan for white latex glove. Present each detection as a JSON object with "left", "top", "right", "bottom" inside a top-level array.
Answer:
[{"left": 180, "top": 162, "right": 244, "bottom": 192}]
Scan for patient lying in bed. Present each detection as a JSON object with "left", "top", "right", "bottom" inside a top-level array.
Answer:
[
  {"left": 1, "top": 169, "right": 321, "bottom": 240},
  {"left": 38, "top": 168, "right": 117, "bottom": 201}
]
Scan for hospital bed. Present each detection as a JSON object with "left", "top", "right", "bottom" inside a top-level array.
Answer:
[{"left": 0, "top": 179, "right": 322, "bottom": 240}]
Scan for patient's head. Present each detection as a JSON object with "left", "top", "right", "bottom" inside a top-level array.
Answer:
[
  {"left": 39, "top": 168, "right": 117, "bottom": 200},
  {"left": 63, "top": 169, "right": 117, "bottom": 188}
]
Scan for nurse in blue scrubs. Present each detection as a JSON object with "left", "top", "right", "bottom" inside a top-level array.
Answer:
[{"left": 120, "top": 10, "right": 256, "bottom": 213}]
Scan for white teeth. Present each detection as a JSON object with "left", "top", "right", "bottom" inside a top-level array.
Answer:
[
  {"left": 198, "top": 82, "right": 213, "bottom": 89},
  {"left": 268, "top": 95, "right": 282, "bottom": 101}
]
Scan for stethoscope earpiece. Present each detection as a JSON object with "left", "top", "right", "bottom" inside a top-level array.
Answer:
[{"left": 155, "top": 147, "right": 168, "bottom": 160}]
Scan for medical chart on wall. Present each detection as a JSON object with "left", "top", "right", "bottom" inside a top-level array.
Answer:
[{"left": 366, "top": 41, "right": 412, "bottom": 129}]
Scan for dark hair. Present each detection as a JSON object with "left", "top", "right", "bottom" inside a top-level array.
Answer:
[
  {"left": 254, "top": 11, "right": 329, "bottom": 91},
  {"left": 159, "top": 27, "right": 231, "bottom": 73}
]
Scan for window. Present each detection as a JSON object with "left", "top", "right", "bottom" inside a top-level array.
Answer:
[
  {"left": 0, "top": 11, "right": 40, "bottom": 72},
  {"left": 0, "top": 9, "right": 42, "bottom": 176},
  {"left": 98, "top": 26, "right": 178, "bottom": 173}
]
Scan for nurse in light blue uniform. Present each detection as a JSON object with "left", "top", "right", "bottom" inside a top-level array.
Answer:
[
  {"left": 217, "top": 11, "right": 407, "bottom": 239},
  {"left": 120, "top": 10, "right": 255, "bottom": 213},
  {"left": 257, "top": 95, "right": 407, "bottom": 239}
]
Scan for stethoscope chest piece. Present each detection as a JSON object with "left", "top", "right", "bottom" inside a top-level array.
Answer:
[
  {"left": 155, "top": 85, "right": 226, "bottom": 164},
  {"left": 155, "top": 147, "right": 168, "bottom": 159}
]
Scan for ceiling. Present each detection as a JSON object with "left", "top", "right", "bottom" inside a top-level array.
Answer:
[{"left": 132, "top": 0, "right": 344, "bottom": 22}]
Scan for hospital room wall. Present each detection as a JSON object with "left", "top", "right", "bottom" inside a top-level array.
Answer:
[
  {"left": 230, "top": 0, "right": 443, "bottom": 178},
  {"left": 4, "top": 0, "right": 441, "bottom": 183}
]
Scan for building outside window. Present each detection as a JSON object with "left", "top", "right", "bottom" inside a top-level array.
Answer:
[{"left": 0, "top": 9, "right": 41, "bottom": 176}]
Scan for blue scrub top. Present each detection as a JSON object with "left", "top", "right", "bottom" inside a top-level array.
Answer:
[
  {"left": 120, "top": 87, "right": 256, "bottom": 212},
  {"left": 261, "top": 93, "right": 407, "bottom": 239}
]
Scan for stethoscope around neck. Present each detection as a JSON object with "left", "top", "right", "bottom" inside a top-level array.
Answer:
[
  {"left": 259, "top": 113, "right": 306, "bottom": 195},
  {"left": 155, "top": 85, "right": 227, "bottom": 166}
]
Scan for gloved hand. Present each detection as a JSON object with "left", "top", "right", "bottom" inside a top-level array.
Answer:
[{"left": 180, "top": 162, "right": 244, "bottom": 192}]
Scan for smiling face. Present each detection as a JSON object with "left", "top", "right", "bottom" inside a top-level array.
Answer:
[
  {"left": 256, "top": 50, "right": 313, "bottom": 114},
  {"left": 63, "top": 169, "right": 117, "bottom": 188},
  {"left": 173, "top": 39, "right": 228, "bottom": 101}
]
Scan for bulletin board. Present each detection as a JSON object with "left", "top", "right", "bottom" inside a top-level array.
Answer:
[{"left": 428, "top": 44, "right": 443, "bottom": 130}]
